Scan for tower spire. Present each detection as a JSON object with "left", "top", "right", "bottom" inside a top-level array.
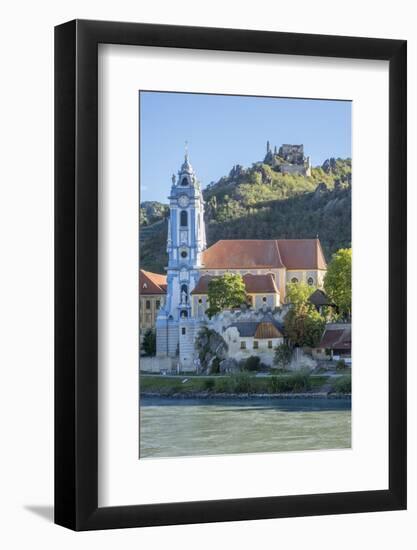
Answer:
[{"left": 185, "top": 140, "right": 189, "bottom": 161}]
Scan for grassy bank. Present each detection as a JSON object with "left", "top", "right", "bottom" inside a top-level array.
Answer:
[{"left": 140, "top": 373, "right": 351, "bottom": 396}]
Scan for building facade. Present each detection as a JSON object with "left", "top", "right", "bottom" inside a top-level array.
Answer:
[{"left": 139, "top": 269, "right": 167, "bottom": 336}]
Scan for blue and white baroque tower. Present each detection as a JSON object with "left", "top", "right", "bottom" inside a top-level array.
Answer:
[{"left": 156, "top": 150, "right": 206, "bottom": 369}]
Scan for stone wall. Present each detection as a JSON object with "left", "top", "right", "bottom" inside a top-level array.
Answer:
[
  {"left": 139, "top": 356, "right": 174, "bottom": 373},
  {"left": 156, "top": 317, "right": 179, "bottom": 357}
]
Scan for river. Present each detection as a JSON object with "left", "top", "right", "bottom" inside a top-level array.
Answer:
[{"left": 139, "top": 397, "right": 351, "bottom": 458}]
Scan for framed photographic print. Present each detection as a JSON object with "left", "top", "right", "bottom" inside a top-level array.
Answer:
[{"left": 55, "top": 20, "right": 407, "bottom": 530}]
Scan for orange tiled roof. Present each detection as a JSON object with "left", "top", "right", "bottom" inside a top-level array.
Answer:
[
  {"left": 201, "top": 239, "right": 326, "bottom": 270},
  {"left": 191, "top": 273, "right": 279, "bottom": 295},
  {"left": 139, "top": 269, "right": 167, "bottom": 295},
  {"left": 319, "top": 326, "right": 351, "bottom": 350},
  {"left": 254, "top": 321, "right": 283, "bottom": 339},
  {"left": 243, "top": 273, "right": 278, "bottom": 294},
  {"left": 276, "top": 239, "right": 327, "bottom": 270},
  {"left": 202, "top": 240, "right": 284, "bottom": 269}
]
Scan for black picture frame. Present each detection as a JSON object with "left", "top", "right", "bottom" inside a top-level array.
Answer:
[{"left": 55, "top": 19, "right": 407, "bottom": 531}]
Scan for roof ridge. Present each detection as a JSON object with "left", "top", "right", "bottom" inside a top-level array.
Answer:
[
  {"left": 274, "top": 239, "right": 285, "bottom": 268},
  {"left": 316, "top": 238, "right": 327, "bottom": 268}
]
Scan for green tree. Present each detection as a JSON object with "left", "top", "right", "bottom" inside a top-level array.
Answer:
[
  {"left": 274, "top": 342, "right": 293, "bottom": 369},
  {"left": 284, "top": 303, "right": 325, "bottom": 348},
  {"left": 206, "top": 273, "right": 247, "bottom": 319},
  {"left": 324, "top": 248, "right": 352, "bottom": 318},
  {"left": 286, "top": 281, "right": 316, "bottom": 305},
  {"left": 243, "top": 356, "right": 262, "bottom": 372},
  {"left": 142, "top": 329, "right": 156, "bottom": 356}
]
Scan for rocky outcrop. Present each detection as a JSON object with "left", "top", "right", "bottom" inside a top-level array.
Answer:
[
  {"left": 194, "top": 327, "right": 228, "bottom": 373},
  {"left": 322, "top": 157, "right": 337, "bottom": 173}
]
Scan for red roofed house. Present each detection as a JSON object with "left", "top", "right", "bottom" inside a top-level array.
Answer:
[
  {"left": 313, "top": 323, "right": 352, "bottom": 362},
  {"left": 139, "top": 269, "right": 167, "bottom": 335}
]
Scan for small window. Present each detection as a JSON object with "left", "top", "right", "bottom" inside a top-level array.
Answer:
[
  {"left": 181, "top": 250, "right": 188, "bottom": 258},
  {"left": 181, "top": 327, "right": 186, "bottom": 335},
  {"left": 268, "top": 341, "right": 273, "bottom": 349},
  {"left": 198, "top": 298, "right": 202, "bottom": 304},
  {"left": 180, "top": 210, "right": 188, "bottom": 227},
  {"left": 145, "top": 300, "right": 151, "bottom": 310},
  {"left": 262, "top": 297, "right": 267, "bottom": 303},
  {"left": 291, "top": 277, "right": 299, "bottom": 284},
  {"left": 240, "top": 341, "right": 246, "bottom": 349},
  {"left": 156, "top": 300, "right": 160, "bottom": 309},
  {"left": 307, "top": 277, "right": 314, "bottom": 286},
  {"left": 142, "top": 282, "right": 147, "bottom": 289},
  {"left": 253, "top": 341, "right": 259, "bottom": 349}
]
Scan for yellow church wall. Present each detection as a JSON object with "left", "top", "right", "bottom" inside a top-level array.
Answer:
[
  {"left": 192, "top": 290, "right": 280, "bottom": 317},
  {"left": 285, "top": 269, "right": 326, "bottom": 289},
  {"left": 247, "top": 292, "right": 280, "bottom": 309},
  {"left": 139, "top": 295, "right": 165, "bottom": 333}
]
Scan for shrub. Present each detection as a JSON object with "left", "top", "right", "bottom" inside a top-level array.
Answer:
[
  {"left": 336, "top": 359, "right": 346, "bottom": 370},
  {"left": 230, "top": 372, "right": 253, "bottom": 393},
  {"left": 268, "top": 376, "right": 290, "bottom": 393},
  {"left": 243, "top": 356, "right": 261, "bottom": 372},
  {"left": 216, "top": 378, "right": 232, "bottom": 393},
  {"left": 274, "top": 343, "right": 293, "bottom": 369},
  {"left": 203, "top": 378, "right": 215, "bottom": 391},
  {"left": 267, "top": 370, "right": 311, "bottom": 393},
  {"left": 142, "top": 329, "right": 156, "bottom": 356},
  {"left": 211, "top": 357, "right": 221, "bottom": 374},
  {"left": 287, "top": 370, "right": 312, "bottom": 392},
  {"left": 332, "top": 375, "right": 351, "bottom": 393}
]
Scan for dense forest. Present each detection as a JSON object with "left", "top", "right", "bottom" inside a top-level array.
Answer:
[{"left": 139, "top": 157, "right": 351, "bottom": 274}]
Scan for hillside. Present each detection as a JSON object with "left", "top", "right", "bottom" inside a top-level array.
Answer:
[
  {"left": 139, "top": 157, "right": 351, "bottom": 273},
  {"left": 140, "top": 201, "right": 168, "bottom": 226}
]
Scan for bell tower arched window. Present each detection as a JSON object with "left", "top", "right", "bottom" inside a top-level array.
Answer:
[
  {"left": 181, "top": 177, "right": 188, "bottom": 186},
  {"left": 180, "top": 210, "right": 188, "bottom": 227}
]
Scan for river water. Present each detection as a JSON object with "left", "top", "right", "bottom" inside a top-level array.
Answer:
[{"left": 139, "top": 397, "right": 351, "bottom": 458}]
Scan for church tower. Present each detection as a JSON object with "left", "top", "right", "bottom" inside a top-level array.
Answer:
[{"left": 156, "top": 150, "right": 206, "bottom": 366}]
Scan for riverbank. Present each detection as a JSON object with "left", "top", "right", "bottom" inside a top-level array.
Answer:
[
  {"left": 141, "top": 391, "right": 351, "bottom": 399},
  {"left": 140, "top": 372, "right": 352, "bottom": 398}
]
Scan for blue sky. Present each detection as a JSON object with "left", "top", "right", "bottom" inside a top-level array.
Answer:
[{"left": 140, "top": 91, "right": 351, "bottom": 203}]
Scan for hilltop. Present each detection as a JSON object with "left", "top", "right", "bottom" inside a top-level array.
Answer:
[{"left": 139, "top": 155, "right": 352, "bottom": 273}]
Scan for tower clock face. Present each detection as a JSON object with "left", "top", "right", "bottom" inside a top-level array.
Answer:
[{"left": 178, "top": 195, "right": 189, "bottom": 208}]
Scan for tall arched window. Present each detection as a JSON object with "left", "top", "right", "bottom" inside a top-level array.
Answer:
[
  {"left": 181, "top": 177, "right": 188, "bottom": 186},
  {"left": 180, "top": 210, "right": 188, "bottom": 227}
]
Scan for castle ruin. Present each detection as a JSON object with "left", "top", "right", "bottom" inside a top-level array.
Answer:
[{"left": 264, "top": 142, "right": 311, "bottom": 177}]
